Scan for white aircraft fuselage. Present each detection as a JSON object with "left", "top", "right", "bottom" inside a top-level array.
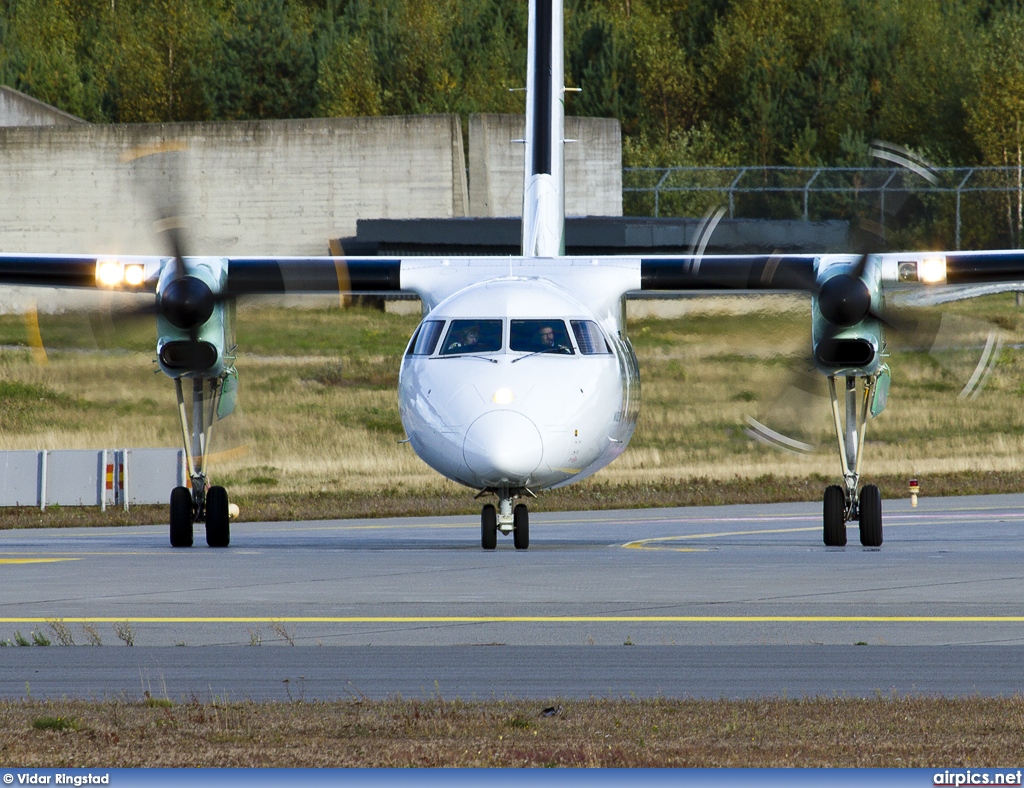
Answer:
[{"left": 398, "top": 259, "right": 641, "bottom": 492}]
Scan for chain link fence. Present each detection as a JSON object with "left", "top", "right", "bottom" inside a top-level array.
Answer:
[{"left": 623, "top": 166, "right": 1024, "bottom": 251}]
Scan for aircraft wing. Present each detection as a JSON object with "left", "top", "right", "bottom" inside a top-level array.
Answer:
[
  {"left": 637, "top": 250, "right": 1024, "bottom": 294},
  {"left": 0, "top": 254, "right": 108, "bottom": 288},
  {"left": 638, "top": 254, "right": 817, "bottom": 292},
  {"left": 0, "top": 254, "right": 408, "bottom": 296},
  {"left": 1, "top": 249, "right": 1023, "bottom": 300},
  {"left": 224, "top": 257, "right": 403, "bottom": 296}
]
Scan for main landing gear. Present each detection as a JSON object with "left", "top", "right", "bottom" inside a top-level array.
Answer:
[
  {"left": 479, "top": 486, "right": 533, "bottom": 550},
  {"left": 169, "top": 377, "right": 232, "bottom": 548},
  {"left": 822, "top": 375, "right": 883, "bottom": 548}
]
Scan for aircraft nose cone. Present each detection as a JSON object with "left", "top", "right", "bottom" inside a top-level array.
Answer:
[{"left": 463, "top": 410, "right": 543, "bottom": 484}]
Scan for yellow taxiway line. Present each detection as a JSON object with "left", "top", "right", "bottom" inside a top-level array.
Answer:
[
  {"left": 0, "top": 616, "right": 1020, "bottom": 624},
  {"left": 622, "top": 517, "right": 939, "bottom": 549},
  {"left": 624, "top": 525, "right": 821, "bottom": 548}
]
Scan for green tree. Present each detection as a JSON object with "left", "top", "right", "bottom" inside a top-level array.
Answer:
[
  {"left": 0, "top": 0, "right": 102, "bottom": 120},
  {"left": 207, "top": 0, "right": 318, "bottom": 120},
  {"left": 317, "top": 34, "right": 382, "bottom": 117},
  {"left": 446, "top": 0, "right": 527, "bottom": 114},
  {"left": 105, "top": 0, "right": 217, "bottom": 123},
  {"left": 628, "top": 3, "right": 696, "bottom": 138},
  {"left": 700, "top": 0, "right": 804, "bottom": 167},
  {"left": 566, "top": 8, "right": 639, "bottom": 126},
  {"left": 319, "top": 0, "right": 526, "bottom": 118},
  {"left": 877, "top": 0, "right": 980, "bottom": 164},
  {"left": 965, "top": 10, "right": 1024, "bottom": 244}
]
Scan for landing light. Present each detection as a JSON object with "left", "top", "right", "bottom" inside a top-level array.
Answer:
[
  {"left": 919, "top": 256, "right": 946, "bottom": 284},
  {"left": 124, "top": 264, "right": 145, "bottom": 286},
  {"left": 96, "top": 260, "right": 147, "bottom": 288},
  {"left": 492, "top": 387, "right": 515, "bottom": 405},
  {"left": 96, "top": 259, "right": 123, "bottom": 287}
]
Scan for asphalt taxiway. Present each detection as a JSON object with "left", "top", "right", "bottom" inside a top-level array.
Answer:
[{"left": 1, "top": 493, "right": 1024, "bottom": 699}]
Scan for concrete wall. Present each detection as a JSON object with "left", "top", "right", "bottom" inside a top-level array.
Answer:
[
  {"left": 0, "top": 115, "right": 468, "bottom": 256},
  {"left": 0, "top": 86, "right": 86, "bottom": 127},
  {"left": 468, "top": 114, "right": 621, "bottom": 218}
]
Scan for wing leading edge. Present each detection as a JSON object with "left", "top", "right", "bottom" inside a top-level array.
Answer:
[
  {"left": 0, "top": 255, "right": 407, "bottom": 296},
  {"left": 0, "top": 250, "right": 1023, "bottom": 299},
  {"left": 638, "top": 250, "right": 1024, "bottom": 295}
]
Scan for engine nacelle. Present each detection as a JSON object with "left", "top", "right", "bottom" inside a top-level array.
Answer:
[
  {"left": 155, "top": 257, "right": 235, "bottom": 381},
  {"left": 811, "top": 256, "right": 884, "bottom": 377}
]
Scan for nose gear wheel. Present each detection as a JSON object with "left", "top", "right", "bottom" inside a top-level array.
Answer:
[
  {"left": 481, "top": 504, "right": 497, "bottom": 550},
  {"left": 170, "top": 376, "right": 234, "bottom": 548},
  {"left": 478, "top": 486, "right": 533, "bottom": 550},
  {"left": 821, "top": 374, "right": 883, "bottom": 548}
]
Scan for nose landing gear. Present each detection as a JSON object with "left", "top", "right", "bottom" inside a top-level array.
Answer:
[
  {"left": 479, "top": 486, "right": 533, "bottom": 550},
  {"left": 170, "top": 376, "right": 234, "bottom": 548},
  {"left": 822, "top": 374, "right": 883, "bottom": 548}
]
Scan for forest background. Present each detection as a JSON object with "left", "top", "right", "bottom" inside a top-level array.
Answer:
[
  {"left": 6, "top": 0, "right": 1024, "bottom": 244},
  {"left": 5, "top": 0, "right": 1024, "bottom": 168}
]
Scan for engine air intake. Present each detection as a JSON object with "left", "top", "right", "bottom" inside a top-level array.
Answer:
[
  {"left": 815, "top": 338, "right": 874, "bottom": 368},
  {"left": 159, "top": 341, "right": 218, "bottom": 370}
]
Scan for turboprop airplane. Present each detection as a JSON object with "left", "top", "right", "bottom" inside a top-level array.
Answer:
[{"left": 1, "top": 0, "right": 1024, "bottom": 550}]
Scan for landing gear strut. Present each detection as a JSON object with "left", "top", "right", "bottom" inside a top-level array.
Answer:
[
  {"left": 170, "top": 376, "right": 231, "bottom": 548},
  {"left": 479, "top": 486, "right": 532, "bottom": 550},
  {"left": 822, "top": 375, "right": 882, "bottom": 547}
]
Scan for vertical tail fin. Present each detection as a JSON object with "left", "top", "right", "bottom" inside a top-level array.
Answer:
[{"left": 522, "top": 0, "right": 565, "bottom": 258}]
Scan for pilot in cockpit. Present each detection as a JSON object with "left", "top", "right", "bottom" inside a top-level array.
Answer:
[{"left": 448, "top": 325, "right": 479, "bottom": 352}]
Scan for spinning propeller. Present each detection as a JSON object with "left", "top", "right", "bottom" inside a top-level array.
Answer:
[
  {"left": 155, "top": 217, "right": 215, "bottom": 341},
  {"left": 126, "top": 142, "right": 218, "bottom": 345},
  {"left": 743, "top": 145, "right": 1007, "bottom": 454}
]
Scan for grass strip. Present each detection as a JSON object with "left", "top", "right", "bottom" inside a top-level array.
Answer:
[{"left": 2, "top": 696, "right": 1023, "bottom": 767}]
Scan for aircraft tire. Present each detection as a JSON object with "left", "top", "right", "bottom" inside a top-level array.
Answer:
[
  {"left": 823, "top": 485, "right": 847, "bottom": 547},
  {"left": 169, "top": 486, "right": 193, "bottom": 548},
  {"left": 205, "top": 485, "right": 231, "bottom": 548},
  {"left": 513, "top": 504, "right": 529, "bottom": 550},
  {"left": 481, "top": 504, "right": 497, "bottom": 550},
  {"left": 858, "top": 484, "right": 883, "bottom": 547}
]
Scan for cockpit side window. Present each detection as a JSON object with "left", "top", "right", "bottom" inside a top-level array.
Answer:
[
  {"left": 407, "top": 320, "right": 445, "bottom": 356},
  {"left": 440, "top": 319, "right": 502, "bottom": 355},
  {"left": 570, "top": 320, "right": 612, "bottom": 355},
  {"left": 510, "top": 320, "right": 575, "bottom": 354}
]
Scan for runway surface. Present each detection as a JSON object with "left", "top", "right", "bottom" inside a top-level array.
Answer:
[
  {"left": 3, "top": 645, "right": 1022, "bottom": 701},
  {"left": 2, "top": 493, "right": 1024, "bottom": 699}
]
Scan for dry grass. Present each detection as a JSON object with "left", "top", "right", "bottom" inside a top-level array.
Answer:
[
  {"left": 1, "top": 696, "right": 1023, "bottom": 767},
  {"left": 0, "top": 295, "right": 1021, "bottom": 524}
]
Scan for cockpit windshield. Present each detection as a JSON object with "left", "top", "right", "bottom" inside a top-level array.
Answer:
[
  {"left": 407, "top": 320, "right": 445, "bottom": 356},
  {"left": 440, "top": 319, "right": 503, "bottom": 355},
  {"left": 570, "top": 320, "right": 612, "bottom": 354},
  {"left": 510, "top": 320, "right": 574, "bottom": 354}
]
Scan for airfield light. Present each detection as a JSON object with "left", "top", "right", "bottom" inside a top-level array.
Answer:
[
  {"left": 96, "top": 259, "right": 123, "bottom": 287},
  {"left": 124, "top": 264, "right": 145, "bottom": 286},
  {"left": 492, "top": 387, "right": 515, "bottom": 405},
  {"left": 918, "top": 256, "right": 946, "bottom": 284},
  {"left": 909, "top": 478, "right": 919, "bottom": 507}
]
